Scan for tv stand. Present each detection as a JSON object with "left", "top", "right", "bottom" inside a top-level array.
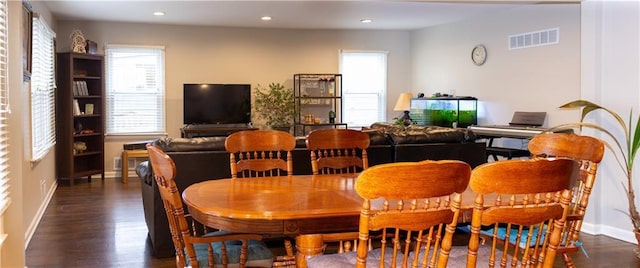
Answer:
[{"left": 181, "top": 124, "right": 257, "bottom": 138}]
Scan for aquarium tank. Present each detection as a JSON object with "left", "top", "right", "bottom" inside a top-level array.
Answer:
[{"left": 410, "top": 96, "right": 478, "bottom": 128}]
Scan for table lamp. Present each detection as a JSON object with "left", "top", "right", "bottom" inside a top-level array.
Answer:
[{"left": 393, "top": 92, "right": 413, "bottom": 126}]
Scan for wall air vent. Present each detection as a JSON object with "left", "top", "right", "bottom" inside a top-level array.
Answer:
[{"left": 509, "top": 28, "right": 559, "bottom": 50}]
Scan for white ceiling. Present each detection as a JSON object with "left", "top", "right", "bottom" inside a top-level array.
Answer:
[{"left": 42, "top": 1, "right": 570, "bottom": 31}]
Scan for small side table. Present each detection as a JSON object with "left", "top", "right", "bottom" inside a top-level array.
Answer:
[
  {"left": 121, "top": 149, "right": 148, "bottom": 183},
  {"left": 121, "top": 140, "right": 155, "bottom": 183}
]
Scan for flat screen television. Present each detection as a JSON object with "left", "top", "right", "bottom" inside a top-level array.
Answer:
[{"left": 183, "top": 84, "right": 251, "bottom": 125}]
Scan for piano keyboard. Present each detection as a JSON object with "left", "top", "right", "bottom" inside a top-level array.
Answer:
[{"left": 468, "top": 125, "right": 549, "bottom": 139}]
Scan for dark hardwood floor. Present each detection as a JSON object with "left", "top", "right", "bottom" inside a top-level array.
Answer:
[
  {"left": 26, "top": 178, "right": 640, "bottom": 267},
  {"left": 26, "top": 178, "right": 175, "bottom": 268}
]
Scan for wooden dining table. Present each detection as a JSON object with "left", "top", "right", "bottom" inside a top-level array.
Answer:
[{"left": 182, "top": 173, "right": 477, "bottom": 268}]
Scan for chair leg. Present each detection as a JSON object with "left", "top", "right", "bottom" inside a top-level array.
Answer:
[
  {"left": 284, "top": 239, "right": 294, "bottom": 258},
  {"left": 272, "top": 239, "right": 297, "bottom": 268},
  {"left": 562, "top": 253, "right": 576, "bottom": 268}
]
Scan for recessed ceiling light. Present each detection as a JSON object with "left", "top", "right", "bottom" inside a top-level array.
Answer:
[
  {"left": 261, "top": 16, "right": 272, "bottom": 21},
  {"left": 360, "top": 19, "right": 372, "bottom": 23},
  {"left": 153, "top": 11, "right": 165, "bottom": 16}
]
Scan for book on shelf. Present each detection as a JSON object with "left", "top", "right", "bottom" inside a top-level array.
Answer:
[
  {"left": 82, "top": 81, "right": 89, "bottom": 95},
  {"left": 73, "top": 81, "right": 88, "bottom": 96},
  {"left": 73, "top": 81, "right": 79, "bottom": 96},
  {"left": 73, "top": 99, "right": 81, "bottom": 115}
]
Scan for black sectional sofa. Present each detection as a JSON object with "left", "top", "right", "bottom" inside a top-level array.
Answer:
[{"left": 136, "top": 123, "right": 486, "bottom": 257}]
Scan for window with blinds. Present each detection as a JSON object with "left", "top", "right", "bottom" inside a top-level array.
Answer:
[
  {"left": 339, "top": 51, "right": 388, "bottom": 128},
  {"left": 0, "top": 0, "right": 9, "bottom": 254},
  {"left": 105, "top": 45, "right": 165, "bottom": 135},
  {"left": 30, "top": 14, "right": 56, "bottom": 161}
]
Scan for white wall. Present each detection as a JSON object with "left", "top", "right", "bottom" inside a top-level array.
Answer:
[
  {"left": 5, "top": 2, "right": 26, "bottom": 267},
  {"left": 4, "top": 1, "right": 59, "bottom": 267},
  {"left": 55, "top": 21, "right": 411, "bottom": 176},
  {"left": 410, "top": 4, "right": 581, "bottom": 130},
  {"left": 581, "top": 0, "right": 640, "bottom": 243},
  {"left": 21, "top": 0, "right": 59, "bottom": 242}
]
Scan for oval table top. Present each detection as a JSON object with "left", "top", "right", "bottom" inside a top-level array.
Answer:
[{"left": 182, "top": 174, "right": 364, "bottom": 234}]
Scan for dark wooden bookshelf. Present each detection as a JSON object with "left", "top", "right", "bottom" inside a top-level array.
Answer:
[{"left": 55, "top": 52, "right": 105, "bottom": 185}]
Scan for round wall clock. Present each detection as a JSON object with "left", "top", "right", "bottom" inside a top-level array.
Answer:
[{"left": 471, "top": 44, "right": 487, "bottom": 66}]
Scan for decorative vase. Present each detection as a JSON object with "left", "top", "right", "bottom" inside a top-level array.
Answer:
[{"left": 328, "top": 110, "right": 335, "bottom": 123}]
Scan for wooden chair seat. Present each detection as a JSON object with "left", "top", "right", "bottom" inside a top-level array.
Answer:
[
  {"left": 146, "top": 144, "right": 273, "bottom": 268},
  {"left": 190, "top": 231, "right": 275, "bottom": 268},
  {"left": 308, "top": 244, "right": 496, "bottom": 268},
  {"left": 307, "top": 248, "right": 402, "bottom": 268}
]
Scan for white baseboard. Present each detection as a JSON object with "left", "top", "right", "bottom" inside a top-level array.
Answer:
[
  {"left": 24, "top": 180, "right": 57, "bottom": 249},
  {"left": 104, "top": 171, "right": 137, "bottom": 180},
  {"left": 580, "top": 222, "right": 637, "bottom": 244}
]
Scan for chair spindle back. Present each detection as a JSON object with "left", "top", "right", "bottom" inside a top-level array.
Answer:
[
  {"left": 467, "top": 158, "right": 578, "bottom": 268},
  {"left": 225, "top": 130, "right": 296, "bottom": 178},
  {"left": 306, "top": 129, "right": 370, "bottom": 175}
]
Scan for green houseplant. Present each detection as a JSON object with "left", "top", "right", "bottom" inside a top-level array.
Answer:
[
  {"left": 253, "top": 82, "right": 296, "bottom": 131},
  {"left": 549, "top": 100, "right": 640, "bottom": 234}
]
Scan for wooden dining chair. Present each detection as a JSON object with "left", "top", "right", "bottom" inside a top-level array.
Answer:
[
  {"left": 302, "top": 129, "right": 370, "bottom": 266},
  {"left": 225, "top": 130, "right": 296, "bottom": 178},
  {"left": 306, "top": 160, "right": 472, "bottom": 268},
  {"left": 146, "top": 144, "right": 274, "bottom": 268},
  {"left": 224, "top": 130, "right": 297, "bottom": 267},
  {"left": 466, "top": 158, "right": 578, "bottom": 268},
  {"left": 306, "top": 128, "right": 370, "bottom": 175},
  {"left": 528, "top": 132, "right": 604, "bottom": 267}
]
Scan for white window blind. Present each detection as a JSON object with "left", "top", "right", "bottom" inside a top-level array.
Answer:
[
  {"left": 105, "top": 45, "right": 165, "bottom": 135},
  {"left": 0, "top": 0, "right": 10, "bottom": 255},
  {"left": 339, "top": 51, "right": 387, "bottom": 128},
  {"left": 30, "top": 14, "right": 56, "bottom": 161}
]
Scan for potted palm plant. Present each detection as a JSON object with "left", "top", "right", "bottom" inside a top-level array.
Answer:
[
  {"left": 549, "top": 100, "right": 640, "bottom": 247},
  {"left": 253, "top": 82, "right": 296, "bottom": 132}
]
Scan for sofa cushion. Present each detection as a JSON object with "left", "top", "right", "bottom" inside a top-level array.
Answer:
[
  {"left": 368, "top": 123, "right": 477, "bottom": 144},
  {"left": 388, "top": 128, "right": 468, "bottom": 144},
  {"left": 362, "top": 129, "right": 392, "bottom": 145},
  {"left": 136, "top": 161, "right": 153, "bottom": 185},
  {"left": 368, "top": 122, "right": 405, "bottom": 133},
  {"left": 153, "top": 137, "right": 227, "bottom": 152}
]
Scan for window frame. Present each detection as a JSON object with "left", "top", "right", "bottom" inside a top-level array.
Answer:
[
  {"left": 339, "top": 50, "right": 388, "bottom": 128},
  {"left": 105, "top": 45, "right": 165, "bottom": 135},
  {"left": 30, "top": 13, "right": 56, "bottom": 162}
]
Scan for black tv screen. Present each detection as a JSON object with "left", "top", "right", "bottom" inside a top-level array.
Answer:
[{"left": 183, "top": 84, "right": 251, "bottom": 125}]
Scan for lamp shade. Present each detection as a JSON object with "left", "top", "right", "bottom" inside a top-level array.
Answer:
[{"left": 393, "top": 93, "right": 412, "bottom": 111}]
